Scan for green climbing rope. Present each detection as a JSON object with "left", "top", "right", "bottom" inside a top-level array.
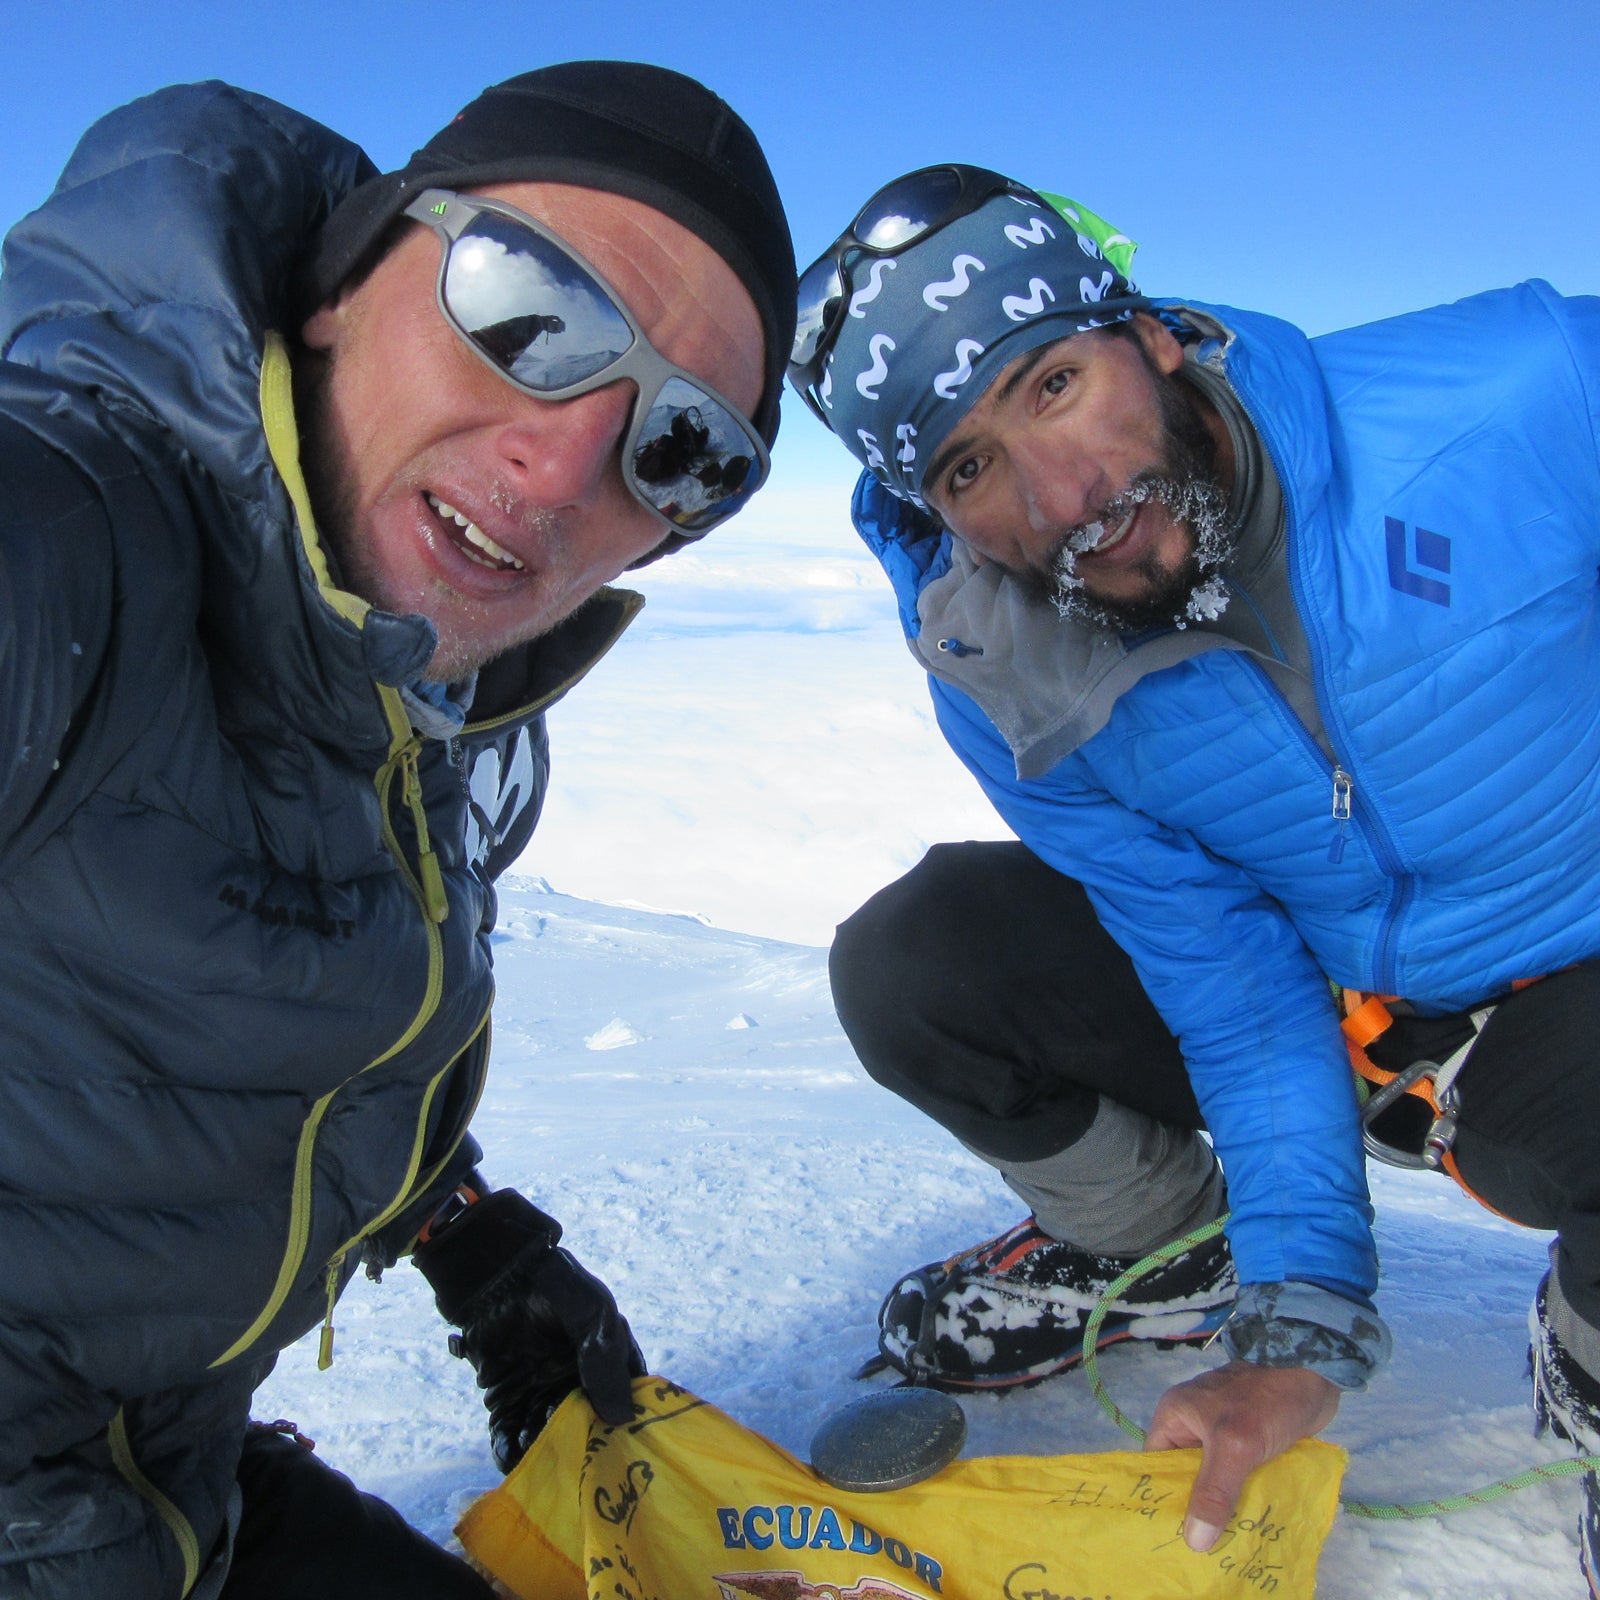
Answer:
[{"left": 1078, "top": 1215, "right": 1595, "bottom": 1519}]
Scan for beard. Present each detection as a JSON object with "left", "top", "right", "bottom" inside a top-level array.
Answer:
[
  {"left": 1021, "top": 359, "right": 1236, "bottom": 632},
  {"left": 292, "top": 350, "right": 546, "bottom": 686}
]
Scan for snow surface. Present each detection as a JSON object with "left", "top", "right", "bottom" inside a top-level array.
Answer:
[{"left": 258, "top": 481, "right": 1587, "bottom": 1596}]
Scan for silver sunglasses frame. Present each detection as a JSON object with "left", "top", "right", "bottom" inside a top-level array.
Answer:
[{"left": 402, "top": 187, "right": 770, "bottom": 538}]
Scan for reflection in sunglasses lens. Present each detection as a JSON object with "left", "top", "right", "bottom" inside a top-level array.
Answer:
[
  {"left": 633, "top": 378, "right": 758, "bottom": 532},
  {"left": 427, "top": 202, "right": 763, "bottom": 537},
  {"left": 856, "top": 167, "right": 963, "bottom": 249},
  {"left": 446, "top": 214, "right": 632, "bottom": 388},
  {"left": 793, "top": 258, "right": 846, "bottom": 365}
]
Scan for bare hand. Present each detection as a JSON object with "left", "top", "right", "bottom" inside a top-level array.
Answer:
[{"left": 1144, "top": 1361, "right": 1340, "bottom": 1552}]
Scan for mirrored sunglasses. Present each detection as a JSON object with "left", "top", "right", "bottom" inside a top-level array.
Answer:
[
  {"left": 403, "top": 188, "right": 769, "bottom": 538},
  {"left": 788, "top": 165, "right": 1028, "bottom": 419}
]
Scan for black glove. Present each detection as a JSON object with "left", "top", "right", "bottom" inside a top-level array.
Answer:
[{"left": 412, "top": 1187, "right": 646, "bottom": 1472}]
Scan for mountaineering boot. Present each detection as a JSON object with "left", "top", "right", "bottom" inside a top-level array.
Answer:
[
  {"left": 873, "top": 1216, "right": 1237, "bottom": 1391},
  {"left": 1529, "top": 1273, "right": 1600, "bottom": 1595}
]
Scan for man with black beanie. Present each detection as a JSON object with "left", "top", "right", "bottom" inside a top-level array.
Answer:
[{"left": 0, "top": 63, "right": 793, "bottom": 1599}]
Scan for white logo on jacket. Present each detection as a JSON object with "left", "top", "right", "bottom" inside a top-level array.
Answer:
[{"left": 466, "top": 732, "right": 539, "bottom": 867}]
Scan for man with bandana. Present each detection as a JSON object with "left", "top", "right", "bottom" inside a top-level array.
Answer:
[{"left": 795, "top": 166, "right": 1600, "bottom": 1578}]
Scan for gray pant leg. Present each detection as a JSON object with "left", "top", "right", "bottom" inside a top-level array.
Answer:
[
  {"left": 967, "top": 1096, "right": 1225, "bottom": 1256},
  {"left": 1551, "top": 1244, "right": 1600, "bottom": 1385}
]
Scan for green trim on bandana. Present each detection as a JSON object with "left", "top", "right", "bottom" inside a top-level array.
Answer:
[{"left": 1038, "top": 191, "right": 1139, "bottom": 281}]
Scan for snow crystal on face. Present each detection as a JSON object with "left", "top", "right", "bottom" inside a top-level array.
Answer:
[
  {"left": 1047, "top": 472, "right": 1234, "bottom": 631},
  {"left": 1067, "top": 519, "right": 1111, "bottom": 554},
  {"left": 584, "top": 1018, "right": 645, "bottom": 1050},
  {"left": 725, "top": 1013, "right": 759, "bottom": 1030},
  {"left": 1184, "top": 574, "right": 1231, "bottom": 624}
]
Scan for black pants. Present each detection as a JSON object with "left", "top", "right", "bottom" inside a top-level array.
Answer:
[
  {"left": 830, "top": 840, "right": 1600, "bottom": 1323},
  {"left": 218, "top": 1426, "right": 494, "bottom": 1600}
]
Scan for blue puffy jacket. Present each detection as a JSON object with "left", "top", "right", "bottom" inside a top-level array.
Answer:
[{"left": 853, "top": 285, "right": 1600, "bottom": 1302}]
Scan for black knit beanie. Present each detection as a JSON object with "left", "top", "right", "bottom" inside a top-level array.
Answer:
[{"left": 303, "top": 60, "right": 795, "bottom": 450}]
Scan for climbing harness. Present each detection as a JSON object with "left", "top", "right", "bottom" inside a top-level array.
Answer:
[
  {"left": 1337, "top": 988, "right": 1517, "bottom": 1217},
  {"left": 1079, "top": 1217, "right": 1595, "bottom": 1520}
]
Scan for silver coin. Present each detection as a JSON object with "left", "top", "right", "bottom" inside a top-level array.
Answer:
[{"left": 809, "top": 1388, "right": 967, "bottom": 1493}]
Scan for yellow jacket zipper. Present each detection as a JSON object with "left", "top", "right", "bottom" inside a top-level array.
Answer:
[
  {"left": 110, "top": 1409, "right": 202, "bottom": 1596},
  {"left": 214, "top": 343, "right": 466, "bottom": 1373},
  {"left": 236, "top": 336, "right": 643, "bottom": 1376},
  {"left": 315, "top": 1008, "right": 491, "bottom": 1368},
  {"left": 210, "top": 700, "right": 449, "bottom": 1370}
]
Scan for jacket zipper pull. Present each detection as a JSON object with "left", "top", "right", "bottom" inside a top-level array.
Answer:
[
  {"left": 418, "top": 850, "right": 449, "bottom": 922},
  {"left": 1329, "top": 765, "right": 1353, "bottom": 864},
  {"left": 318, "top": 1258, "right": 343, "bottom": 1371},
  {"left": 400, "top": 746, "right": 450, "bottom": 923}
]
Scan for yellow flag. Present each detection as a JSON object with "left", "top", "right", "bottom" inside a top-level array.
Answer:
[{"left": 459, "top": 1377, "right": 1345, "bottom": 1600}]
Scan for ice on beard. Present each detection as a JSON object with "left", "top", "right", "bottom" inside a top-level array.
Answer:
[
  {"left": 1184, "top": 575, "right": 1230, "bottom": 623},
  {"left": 1047, "top": 472, "right": 1233, "bottom": 630}
]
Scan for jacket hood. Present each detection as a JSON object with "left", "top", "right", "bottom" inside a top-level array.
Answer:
[
  {"left": 0, "top": 81, "right": 436, "bottom": 749},
  {"left": 853, "top": 299, "right": 1335, "bottom": 776}
]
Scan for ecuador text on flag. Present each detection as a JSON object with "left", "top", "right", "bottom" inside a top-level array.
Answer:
[{"left": 457, "top": 1377, "right": 1345, "bottom": 1600}]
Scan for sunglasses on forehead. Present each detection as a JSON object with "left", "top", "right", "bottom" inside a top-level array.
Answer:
[
  {"left": 402, "top": 188, "right": 769, "bottom": 539},
  {"left": 788, "top": 164, "right": 1037, "bottom": 420}
]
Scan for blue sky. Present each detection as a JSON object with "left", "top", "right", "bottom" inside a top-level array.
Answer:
[{"left": 5, "top": 1, "right": 1597, "bottom": 478}]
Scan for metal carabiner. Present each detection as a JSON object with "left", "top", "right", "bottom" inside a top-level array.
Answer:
[
  {"left": 1359, "top": 1058, "right": 1439, "bottom": 1170},
  {"left": 1420, "top": 1081, "right": 1461, "bottom": 1172}
]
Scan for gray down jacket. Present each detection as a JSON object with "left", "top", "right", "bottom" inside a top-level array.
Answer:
[{"left": 0, "top": 82, "right": 637, "bottom": 1597}]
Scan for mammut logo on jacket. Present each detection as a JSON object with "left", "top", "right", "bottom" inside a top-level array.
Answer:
[
  {"left": 466, "top": 731, "right": 540, "bottom": 866},
  {"left": 218, "top": 885, "right": 354, "bottom": 939},
  {"left": 1385, "top": 517, "right": 1452, "bottom": 606}
]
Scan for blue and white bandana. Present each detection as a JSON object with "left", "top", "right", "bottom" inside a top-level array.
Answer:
[{"left": 817, "top": 189, "right": 1146, "bottom": 504}]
